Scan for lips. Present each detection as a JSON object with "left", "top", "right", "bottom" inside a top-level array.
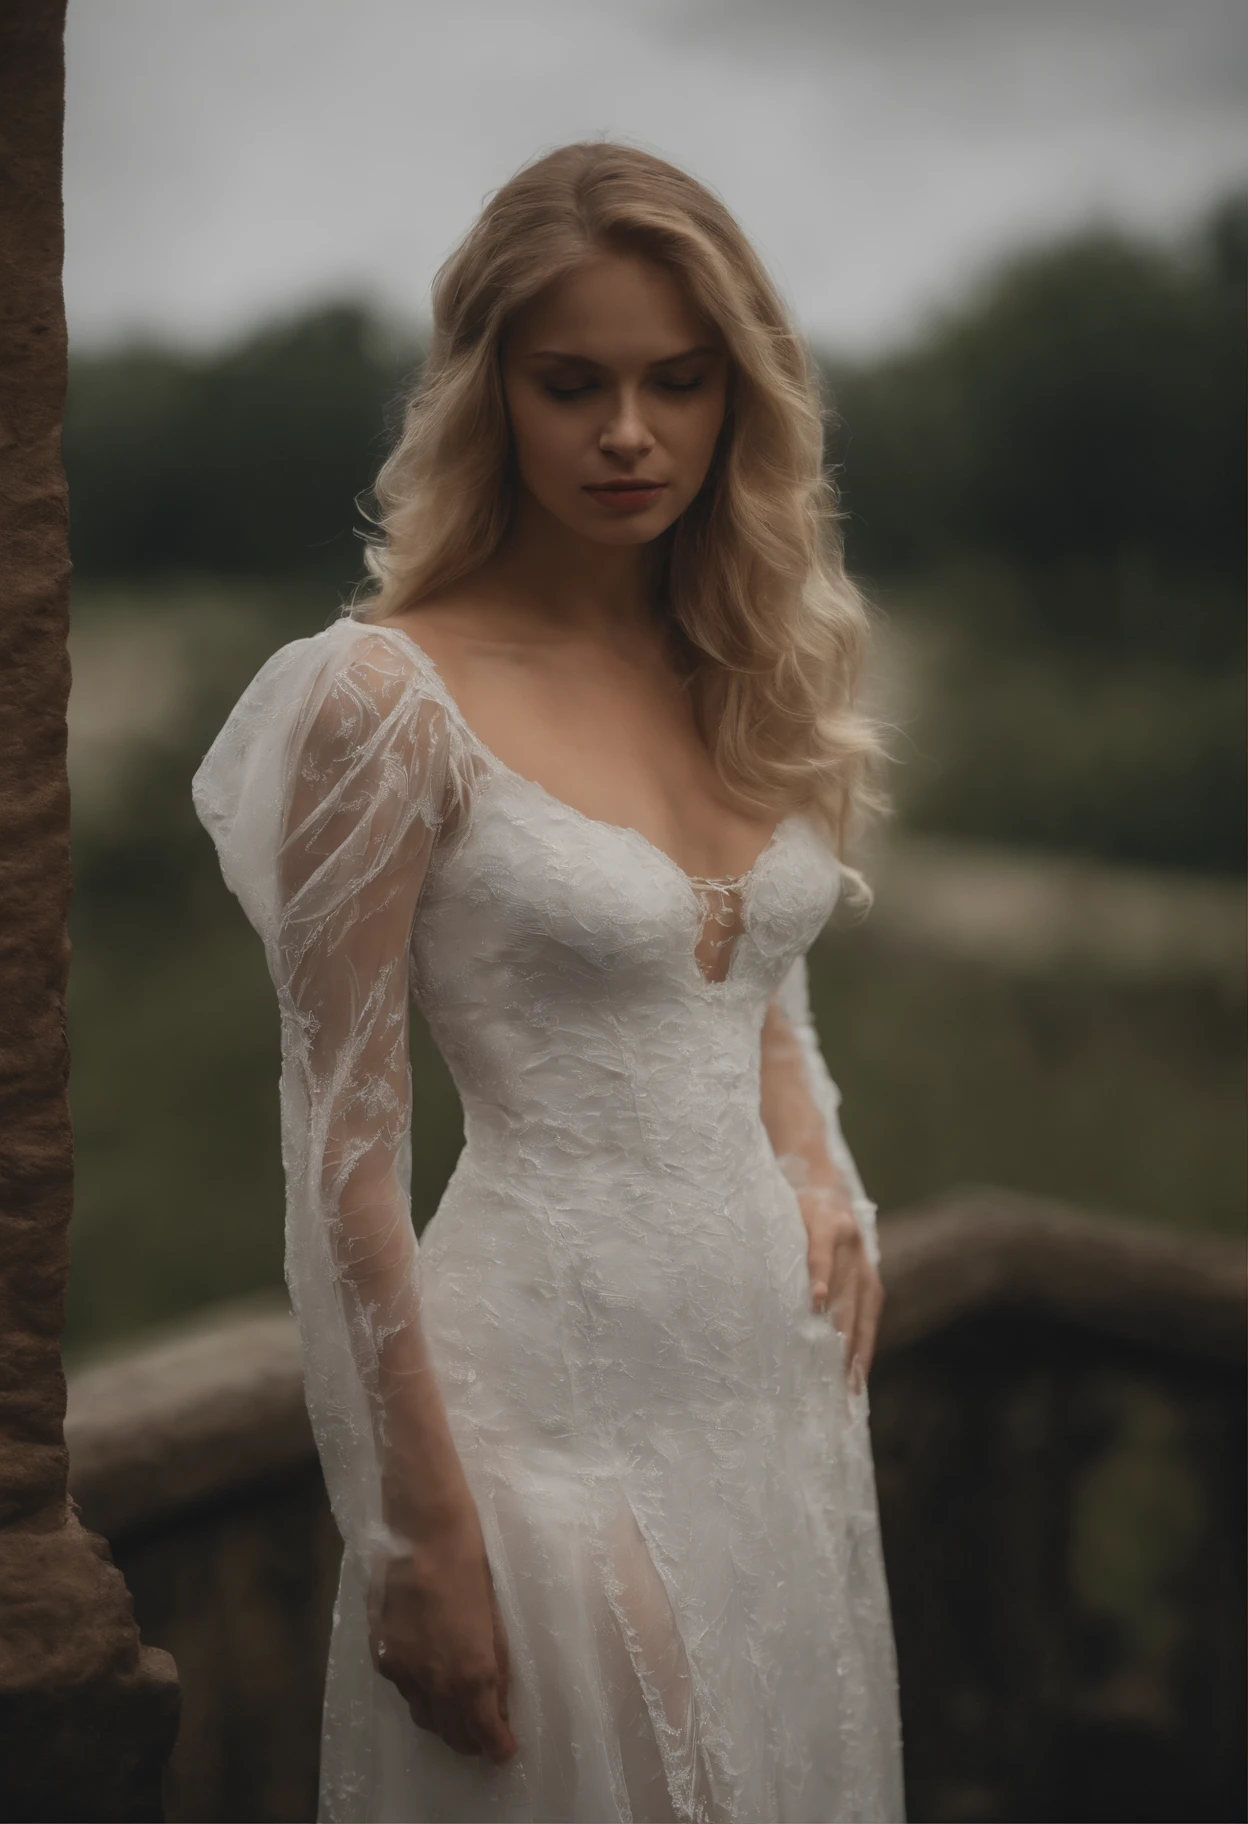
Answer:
[
  {"left": 583, "top": 480, "right": 668, "bottom": 511},
  {"left": 585, "top": 479, "right": 666, "bottom": 493}
]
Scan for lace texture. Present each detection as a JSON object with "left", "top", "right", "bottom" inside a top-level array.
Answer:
[{"left": 193, "top": 615, "right": 903, "bottom": 1823}]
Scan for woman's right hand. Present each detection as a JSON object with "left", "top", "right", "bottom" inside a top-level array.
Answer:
[{"left": 370, "top": 1502, "right": 518, "bottom": 1763}]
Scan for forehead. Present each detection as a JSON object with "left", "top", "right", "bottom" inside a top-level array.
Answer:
[{"left": 506, "top": 250, "right": 715, "bottom": 362}]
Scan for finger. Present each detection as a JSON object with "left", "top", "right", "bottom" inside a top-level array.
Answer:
[
  {"left": 847, "top": 1299, "right": 867, "bottom": 1390},
  {"left": 438, "top": 1722, "right": 480, "bottom": 1758},
  {"left": 852, "top": 1274, "right": 884, "bottom": 1385},
  {"left": 490, "top": 1585, "right": 513, "bottom": 1728},
  {"left": 385, "top": 1672, "right": 435, "bottom": 1741},
  {"left": 466, "top": 1678, "right": 517, "bottom": 1763},
  {"left": 385, "top": 1666, "right": 429, "bottom": 1716},
  {"left": 832, "top": 1213, "right": 865, "bottom": 1308},
  {"left": 827, "top": 1244, "right": 857, "bottom": 1346},
  {"left": 404, "top": 1692, "right": 435, "bottom": 1735},
  {"left": 430, "top": 1697, "right": 481, "bottom": 1759},
  {"left": 488, "top": 1713, "right": 518, "bottom": 1762},
  {"left": 808, "top": 1227, "right": 834, "bottom": 1311}
]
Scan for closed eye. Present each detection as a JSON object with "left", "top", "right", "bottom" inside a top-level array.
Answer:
[{"left": 545, "top": 376, "right": 707, "bottom": 401}]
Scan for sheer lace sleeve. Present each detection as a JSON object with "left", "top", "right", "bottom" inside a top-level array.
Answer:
[
  {"left": 764, "top": 951, "right": 880, "bottom": 1266},
  {"left": 192, "top": 624, "right": 462, "bottom": 1567}
]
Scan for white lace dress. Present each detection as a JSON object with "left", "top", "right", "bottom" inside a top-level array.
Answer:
[{"left": 193, "top": 614, "right": 904, "bottom": 1824}]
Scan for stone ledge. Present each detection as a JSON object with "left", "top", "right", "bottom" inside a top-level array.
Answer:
[
  {"left": 877, "top": 1186, "right": 1246, "bottom": 1363},
  {"left": 67, "top": 1304, "right": 310, "bottom": 1545},
  {"left": 66, "top": 1194, "right": 1247, "bottom": 1546}
]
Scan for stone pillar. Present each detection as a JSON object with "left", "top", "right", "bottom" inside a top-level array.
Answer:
[{"left": 0, "top": 5, "right": 180, "bottom": 1817}]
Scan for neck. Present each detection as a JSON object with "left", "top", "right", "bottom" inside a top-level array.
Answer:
[{"left": 479, "top": 487, "right": 664, "bottom": 646}]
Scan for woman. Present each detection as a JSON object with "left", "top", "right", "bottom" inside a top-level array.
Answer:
[{"left": 194, "top": 141, "right": 904, "bottom": 1823}]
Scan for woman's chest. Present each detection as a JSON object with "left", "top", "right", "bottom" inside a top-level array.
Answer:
[
  {"left": 413, "top": 772, "right": 841, "bottom": 1005},
  {"left": 416, "top": 636, "right": 778, "bottom": 884}
]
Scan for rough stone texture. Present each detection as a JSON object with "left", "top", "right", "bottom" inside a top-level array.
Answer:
[
  {"left": 0, "top": 0, "right": 74, "bottom": 1533},
  {"left": 0, "top": 1513, "right": 181, "bottom": 1821},
  {"left": 65, "top": 1305, "right": 337, "bottom": 1822},
  {"left": 0, "top": 6, "right": 180, "bottom": 1816},
  {"left": 114, "top": 1466, "right": 341, "bottom": 1824},
  {"left": 65, "top": 1193, "right": 1247, "bottom": 1822}
]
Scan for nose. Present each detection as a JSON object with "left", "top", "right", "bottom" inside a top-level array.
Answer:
[{"left": 598, "top": 384, "right": 654, "bottom": 461}]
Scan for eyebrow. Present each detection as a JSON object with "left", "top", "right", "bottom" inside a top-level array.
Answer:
[{"left": 526, "top": 344, "right": 719, "bottom": 368}]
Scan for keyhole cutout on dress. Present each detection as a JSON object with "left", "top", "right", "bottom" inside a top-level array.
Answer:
[{"left": 689, "top": 879, "right": 746, "bottom": 986}]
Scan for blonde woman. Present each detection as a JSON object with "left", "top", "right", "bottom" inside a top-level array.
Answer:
[{"left": 194, "top": 142, "right": 904, "bottom": 1824}]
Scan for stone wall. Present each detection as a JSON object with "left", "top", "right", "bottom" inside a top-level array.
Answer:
[
  {"left": 65, "top": 1191, "right": 1246, "bottom": 1823},
  {"left": 67, "top": 1309, "right": 336, "bottom": 1823},
  {"left": 0, "top": 6, "right": 178, "bottom": 1815}
]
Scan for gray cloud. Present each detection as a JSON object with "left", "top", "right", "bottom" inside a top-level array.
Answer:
[{"left": 64, "top": 0, "right": 1248, "bottom": 357}]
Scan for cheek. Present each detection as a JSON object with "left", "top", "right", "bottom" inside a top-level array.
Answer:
[
  {"left": 510, "top": 402, "right": 585, "bottom": 491},
  {"left": 670, "top": 397, "right": 728, "bottom": 481}
]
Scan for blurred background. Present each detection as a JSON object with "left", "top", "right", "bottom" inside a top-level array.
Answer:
[
  {"left": 62, "top": 0, "right": 1245, "bottom": 1359},
  {"left": 56, "top": 5, "right": 1245, "bottom": 1817}
]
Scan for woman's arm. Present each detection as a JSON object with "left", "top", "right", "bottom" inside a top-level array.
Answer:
[
  {"left": 273, "top": 636, "right": 515, "bottom": 1762},
  {"left": 278, "top": 677, "right": 466, "bottom": 1538},
  {"left": 761, "top": 955, "right": 884, "bottom": 1388}
]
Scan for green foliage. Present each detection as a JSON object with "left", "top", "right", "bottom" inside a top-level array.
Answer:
[
  {"left": 61, "top": 200, "right": 1244, "bottom": 870},
  {"left": 63, "top": 586, "right": 1245, "bottom": 1363},
  {"left": 66, "top": 195, "right": 1244, "bottom": 648},
  {"left": 65, "top": 304, "right": 421, "bottom": 591},
  {"left": 815, "top": 196, "right": 1246, "bottom": 873},
  {"left": 64, "top": 595, "right": 298, "bottom": 1353},
  {"left": 58, "top": 201, "right": 1247, "bottom": 1361},
  {"left": 826, "top": 196, "right": 1245, "bottom": 630},
  {"left": 886, "top": 564, "right": 1246, "bottom": 874},
  {"left": 810, "top": 924, "right": 1245, "bottom": 1242},
  {"left": 63, "top": 586, "right": 469, "bottom": 1359}
]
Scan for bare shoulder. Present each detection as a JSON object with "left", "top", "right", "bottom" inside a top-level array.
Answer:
[{"left": 373, "top": 581, "right": 535, "bottom": 695}]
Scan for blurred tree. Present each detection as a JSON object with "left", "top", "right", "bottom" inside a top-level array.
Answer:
[
  {"left": 66, "top": 201, "right": 1242, "bottom": 649},
  {"left": 58, "top": 206, "right": 1246, "bottom": 1362},
  {"left": 65, "top": 304, "right": 421, "bottom": 590},
  {"left": 827, "top": 195, "right": 1245, "bottom": 666},
  {"left": 62, "top": 200, "right": 1244, "bottom": 870}
]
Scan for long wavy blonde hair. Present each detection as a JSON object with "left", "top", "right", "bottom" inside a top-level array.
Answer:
[{"left": 354, "top": 141, "right": 887, "bottom": 896}]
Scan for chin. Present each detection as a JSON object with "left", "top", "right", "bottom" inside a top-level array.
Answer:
[
  {"left": 569, "top": 504, "right": 685, "bottom": 547},
  {"left": 583, "top": 520, "right": 668, "bottom": 546}
]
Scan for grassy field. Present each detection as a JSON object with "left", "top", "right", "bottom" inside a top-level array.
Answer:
[{"left": 61, "top": 587, "right": 1246, "bottom": 1362}]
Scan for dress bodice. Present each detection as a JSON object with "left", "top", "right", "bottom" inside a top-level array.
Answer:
[{"left": 411, "top": 731, "right": 841, "bottom": 1179}]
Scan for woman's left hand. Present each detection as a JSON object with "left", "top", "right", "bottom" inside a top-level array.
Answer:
[{"left": 798, "top": 1185, "right": 884, "bottom": 1391}]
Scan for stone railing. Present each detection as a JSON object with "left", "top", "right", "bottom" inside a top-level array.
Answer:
[{"left": 66, "top": 1191, "right": 1246, "bottom": 1824}]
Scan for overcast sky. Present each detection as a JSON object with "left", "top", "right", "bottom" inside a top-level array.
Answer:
[{"left": 64, "top": 0, "right": 1248, "bottom": 358}]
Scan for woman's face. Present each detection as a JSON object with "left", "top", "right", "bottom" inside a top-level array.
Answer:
[{"left": 500, "top": 250, "right": 730, "bottom": 547}]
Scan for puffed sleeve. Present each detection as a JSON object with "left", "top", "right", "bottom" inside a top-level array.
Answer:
[
  {"left": 766, "top": 951, "right": 880, "bottom": 1266},
  {"left": 192, "top": 622, "right": 460, "bottom": 1568}
]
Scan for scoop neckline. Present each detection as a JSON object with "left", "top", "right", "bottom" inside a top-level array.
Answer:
[{"left": 351, "top": 616, "right": 796, "bottom": 900}]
